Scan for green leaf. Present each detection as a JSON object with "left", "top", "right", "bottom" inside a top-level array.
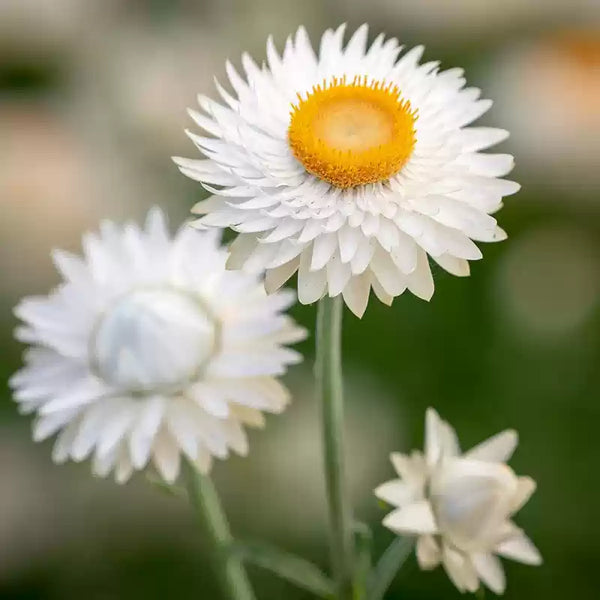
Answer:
[
  {"left": 229, "top": 540, "right": 335, "bottom": 598},
  {"left": 353, "top": 522, "right": 373, "bottom": 600},
  {"left": 366, "top": 537, "right": 414, "bottom": 600}
]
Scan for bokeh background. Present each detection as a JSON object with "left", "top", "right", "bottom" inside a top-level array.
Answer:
[{"left": 1, "top": 1, "right": 599, "bottom": 598}]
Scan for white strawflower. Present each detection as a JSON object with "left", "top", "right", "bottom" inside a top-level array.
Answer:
[
  {"left": 10, "top": 209, "right": 306, "bottom": 483},
  {"left": 175, "top": 24, "right": 517, "bottom": 317},
  {"left": 375, "top": 408, "right": 541, "bottom": 594}
]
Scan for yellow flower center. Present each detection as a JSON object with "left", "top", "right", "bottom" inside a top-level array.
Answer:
[{"left": 288, "top": 76, "right": 417, "bottom": 189}]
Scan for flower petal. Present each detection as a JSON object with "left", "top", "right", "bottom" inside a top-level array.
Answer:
[
  {"left": 382, "top": 500, "right": 438, "bottom": 535},
  {"left": 495, "top": 530, "right": 542, "bottom": 566},
  {"left": 341, "top": 272, "right": 371, "bottom": 318},
  {"left": 442, "top": 544, "right": 479, "bottom": 593},
  {"left": 374, "top": 479, "right": 417, "bottom": 507},
  {"left": 472, "top": 552, "right": 506, "bottom": 594},
  {"left": 511, "top": 476, "right": 537, "bottom": 513},
  {"left": 465, "top": 429, "right": 518, "bottom": 463},
  {"left": 416, "top": 535, "right": 442, "bottom": 570}
]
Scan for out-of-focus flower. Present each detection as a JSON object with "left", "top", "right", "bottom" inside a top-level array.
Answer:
[
  {"left": 0, "top": 104, "right": 101, "bottom": 297},
  {"left": 376, "top": 408, "right": 541, "bottom": 594},
  {"left": 10, "top": 209, "right": 306, "bottom": 483},
  {"left": 0, "top": 101, "right": 162, "bottom": 301},
  {"left": 338, "top": 0, "right": 591, "bottom": 39},
  {"left": 0, "top": 0, "right": 96, "bottom": 57},
  {"left": 488, "top": 29, "right": 600, "bottom": 189},
  {"left": 496, "top": 225, "right": 600, "bottom": 338},
  {"left": 176, "top": 24, "right": 516, "bottom": 318},
  {"left": 90, "top": 24, "right": 229, "bottom": 153}
]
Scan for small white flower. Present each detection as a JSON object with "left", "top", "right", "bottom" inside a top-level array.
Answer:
[
  {"left": 10, "top": 208, "right": 306, "bottom": 483},
  {"left": 175, "top": 24, "right": 517, "bottom": 317},
  {"left": 375, "top": 408, "right": 541, "bottom": 594}
]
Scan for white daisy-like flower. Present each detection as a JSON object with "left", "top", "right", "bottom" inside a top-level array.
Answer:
[
  {"left": 10, "top": 208, "right": 306, "bottom": 484},
  {"left": 174, "top": 24, "right": 518, "bottom": 317},
  {"left": 375, "top": 408, "right": 541, "bottom": 594}
]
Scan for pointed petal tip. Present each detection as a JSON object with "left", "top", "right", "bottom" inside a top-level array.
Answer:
[
  {"left": 492, "top": 227, "right": 508, "bottom": 242},
  {"left": 466, "top": 428, "right": 519, "bottom": 463},
  {"left": 496, "top": 531, "right": 542, "bottom": 566},
  {"left": 513, "top": 476, "right": 537, "bottom": 512},
  {"left": 373, "top": 480, "right": 398, "bottom": 503},
  {"left": 506, "top": 428, "right": 519, "bottom": 445},
  {"left": 263, "top": 280, "right": 279, "bottom": 295},
  {"left": 426, "top": 406, "right": 441, "bottom": 422},
  {"left": 373, "top": 483, "right": 386, "bottom": 501},
  {"left": 382, "top": 500, "right": 438, "bottom": 535},
  {"left": 346, "top": 301, "right": 367, "bottom": 319}
]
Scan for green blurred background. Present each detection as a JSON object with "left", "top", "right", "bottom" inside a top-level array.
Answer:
[{"left": 1, "top": 0, "right": 599, "bottom": 598}]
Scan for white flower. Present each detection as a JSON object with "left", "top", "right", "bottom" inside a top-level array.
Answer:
[
  {"left": 375, "top": 408, "right": 541, "bottom": 594},
  {"left": 174, "top": 24, "right": 517, "bottom": 317},
  {"left": 10, "top": 208, "right": 306, "bottom": 483}
]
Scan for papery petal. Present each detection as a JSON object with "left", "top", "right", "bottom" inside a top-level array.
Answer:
[
  {"left": 442, "top": 544, "right": 480, "bottom": 593},
  {"left": 496, "top": 530, "right": 542, "bottom": 566},
  {"left": 472, "top": 552, "right": 506, "bottom": 594},
  {"left": 416, "top": 535, "right": 442, "bottom": 570},
  {"left": 465, "top": 430, "right": 518, "bottom": 463},
  {"left": 382, "top": 500, "right": 438, "bottom": 535}
]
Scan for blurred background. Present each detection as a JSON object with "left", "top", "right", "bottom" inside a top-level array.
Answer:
[{"left": 1, "top": 0, "right": 599, "bottom": 598}]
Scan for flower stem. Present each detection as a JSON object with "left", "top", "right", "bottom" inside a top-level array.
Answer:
[
  {"left": 316, "top": 295, "right": 354, "bottom": 599},
  {"left": 182, "top": 460, "right": 256, "bottom": 600}
]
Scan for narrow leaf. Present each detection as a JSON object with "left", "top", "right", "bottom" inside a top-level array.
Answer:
[
  {"left": 229, "top": 540, "right": 335, "bottom": 598},
  {"left": 366, "top": 537, "right": 414, "bottom": 600},
  {"left": 353, "top": 522, "right": 373, "bottom": 600}
]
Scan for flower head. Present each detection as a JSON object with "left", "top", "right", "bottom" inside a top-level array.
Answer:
[
  {"left": 375, "top": 408, "right": 541, "bottom": 594},
  {"left": 10, "top": 208, "right": 306, "bottom": 483},
  {"left": 175, "top": 24, "right": 517, "bottom": 317}
]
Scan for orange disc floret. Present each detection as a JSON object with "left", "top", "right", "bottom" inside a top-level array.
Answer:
[{"left": 288, "top": 75, "right": 417, "bottom": 188}]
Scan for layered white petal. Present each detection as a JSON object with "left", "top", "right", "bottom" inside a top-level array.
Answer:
[
  {"left": 382, "top": 500, "right": 438, "bottom": 535},
  {"left": 11, "top": 209, "right": 305, "bottom": 483},
  {"left": 465, "top": 429, "right": 518, "bottom": 463},
  {"left": 442, "top": 544, "right": 479, "bottom": 593},
  {"left": 177, "top": 25, "right": 516, "bottom": 317},
  {"left": 511, "top": 477, "right": 537, "bottom": 513},
  {"left": 378, "top": 408, "right": 541, "bottom": 594},
  {"left": 472, "top": 552, "right": 506, "bottom": 594},
  {"left": 431, "top": 458, "right": 520, "bottom": 550},
  {"left": 374, "top": 480, "right": 418, "bottom": 507},
  {"left": 495, "top": 530, "right": 542, "bottom": 566},
  {"left": 416, "top": 535, "right": 442, "bottom": 570},
  {"left": 425, "top": 407, "right": 460, "bottom": 466}
]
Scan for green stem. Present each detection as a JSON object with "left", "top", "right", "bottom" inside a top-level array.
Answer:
[
  {"left": 182, "top": 461, "right": 256, "bottom": 600},
  {"left": 316, "top": 295, "right": 354, "bottom": 599},
  {"left": 366, "top": 537, "right": 414, "bottom": 600}
]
